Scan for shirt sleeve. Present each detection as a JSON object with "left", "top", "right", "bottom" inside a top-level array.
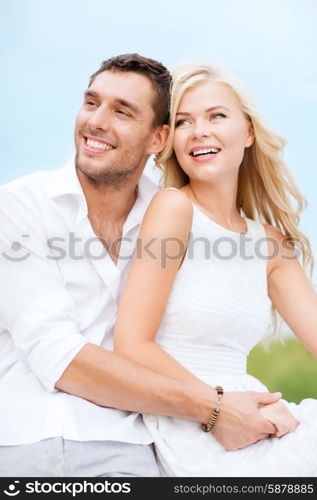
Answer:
[{"left": 0, "top": 187, "right": 89, "bottom": 392}]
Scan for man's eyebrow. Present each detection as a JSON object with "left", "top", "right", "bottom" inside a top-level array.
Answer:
[
  {"left": 84, "top": 90, "right": 99, "bottom": 99},
  {"left": 176, "top": 105, "right": 230, "bottom": 116},
  {"left": 83, "top": 90, "right": 140, "bottom": 114}
]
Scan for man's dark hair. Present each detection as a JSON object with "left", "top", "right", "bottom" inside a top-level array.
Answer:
[{"left": 89, "top": 53, "right": 171, "bottom": 126}]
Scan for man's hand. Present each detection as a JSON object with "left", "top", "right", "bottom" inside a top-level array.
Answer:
[
  {"left": 260, "top": 400, "right": 300, "bottom": 438},
  {"left": 212, "top": 391, "right": 282, "bottom": 451}
]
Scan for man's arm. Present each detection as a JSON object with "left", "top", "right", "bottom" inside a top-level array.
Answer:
[
  {"left": 56, "top": 342, "right": 281, "bottom": 450},
  {"left": 0, "top": 187, "right": 88, "bottom": 392}
]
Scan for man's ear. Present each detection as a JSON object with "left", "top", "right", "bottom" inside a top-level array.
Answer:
[
  {"left": 147, "top": 125, "right": 170, "bottom": 155},
  {"left": 245, "top": 122, "right": 255, "bottom": 148}
]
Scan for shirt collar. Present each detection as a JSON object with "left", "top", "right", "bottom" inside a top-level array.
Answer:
[
  {"left": 44, "top": 155, "right": 84, "bottom": 200},
  {"left": 43, "top": 156, "right": 158, "bottom": 232},
  {"left": 123, "top": 170, "right": 158, "bottom": 235}
]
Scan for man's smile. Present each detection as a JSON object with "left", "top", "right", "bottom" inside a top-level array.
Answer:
[{"left": 83, "top": 135, "right": 115, "bottom": 155}]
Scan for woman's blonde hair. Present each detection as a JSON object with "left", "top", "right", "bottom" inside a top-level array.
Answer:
[{"left": 156, "top": 61, "right": 313, "bottom": 272}]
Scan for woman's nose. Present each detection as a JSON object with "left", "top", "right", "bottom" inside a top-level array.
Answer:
[{"left": 192, "top": 120, "right": 212, "bottom": 139}]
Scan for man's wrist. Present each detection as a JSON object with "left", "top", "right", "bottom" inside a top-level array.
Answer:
[
  {"left": 201, "top": 385, "right": 224, "bottom": 432},
  {"left": 186, "top": 382, "right": 219, "bottom": 423}
]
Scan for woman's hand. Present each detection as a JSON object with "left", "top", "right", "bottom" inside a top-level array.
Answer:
[{"left": 259, "top": 400, "right": 300, "bottom": 438}]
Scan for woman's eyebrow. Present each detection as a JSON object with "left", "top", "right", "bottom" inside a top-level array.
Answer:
[{"left": 176, "top": 105, "right": 230, "bottom": 116}]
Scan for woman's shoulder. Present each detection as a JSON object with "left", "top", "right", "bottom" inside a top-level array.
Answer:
[
  {"left": 141, "top": 187, "right": 193, "bottom": 235},
  {"left": 263, "top": 223, "right": 292, "bottom": 253},
  {"left": 148, "top": 187, "right": 193, "bottom": 216},
  {"left": 263, "top": 223, "right": 284, "bottom": 242},
  {"left": 262, "top": 223, "right": 296, "bottom": 274}
]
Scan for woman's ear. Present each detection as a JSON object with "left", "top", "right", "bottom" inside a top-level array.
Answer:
[{"left": 245, "top": 122, "right": 255, "bottom": 148}]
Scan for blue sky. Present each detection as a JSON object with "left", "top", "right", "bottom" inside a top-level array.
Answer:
[{"left": 1, "top": 0, "right": 316, "bottom": 266}]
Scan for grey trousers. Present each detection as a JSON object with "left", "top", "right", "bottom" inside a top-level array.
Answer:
[{"left": 0, "top": 438, "right": 160, "bottom": 477}]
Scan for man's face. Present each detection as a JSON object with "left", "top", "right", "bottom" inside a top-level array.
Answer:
[{"left": 75, "top": 70, "right": 159, "bottom": 185}]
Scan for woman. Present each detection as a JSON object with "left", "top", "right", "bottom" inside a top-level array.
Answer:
[{"left": 114, "top": 62, "right": 317, "bottom": 476}]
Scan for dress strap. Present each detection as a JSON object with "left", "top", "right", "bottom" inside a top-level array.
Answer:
[
  {"left": 245, "top": 218, "right": 266, "bottom": 239},
  {"left": 245, "top": 218, "right": 269, "bottom": 264}
]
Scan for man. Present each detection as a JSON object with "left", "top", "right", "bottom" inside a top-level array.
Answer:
[{"left": 0, "top": 54, "right": 280, "bottom": 477}]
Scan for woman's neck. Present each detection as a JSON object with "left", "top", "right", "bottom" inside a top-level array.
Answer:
[{"left": 182, "top": 179, "right": 245, "bottom": 231}]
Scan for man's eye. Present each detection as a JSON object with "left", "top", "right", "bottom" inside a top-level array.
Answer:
[
  {"left": 175, "top": 119, "right": 190, "bottom": 128},
  {"left": 116, "top": 109, "right": 130, "bottom": 117},
  {"left": 85, "top": 100, "right": 97, "bottom": 107}
]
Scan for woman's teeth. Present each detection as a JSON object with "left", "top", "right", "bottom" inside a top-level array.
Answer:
[{"left": 191, "top": 147, "right": 220, "bottom": 157}]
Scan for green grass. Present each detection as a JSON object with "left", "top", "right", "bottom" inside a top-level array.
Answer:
[{"left": 247, "top": 337, "right": 317, "bottom": 403}]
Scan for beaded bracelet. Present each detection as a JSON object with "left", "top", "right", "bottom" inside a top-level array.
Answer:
[{"left": 201, "top": 385, "right": 224, "bottom": 432}]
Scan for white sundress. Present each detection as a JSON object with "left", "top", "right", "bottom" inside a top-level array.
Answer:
[{"left": 143, "top": 193, "right": 317, "bottom": 477}]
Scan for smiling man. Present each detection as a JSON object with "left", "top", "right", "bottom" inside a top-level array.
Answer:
[
  {"left": 0, "top": 54, "right": 281, "bottom": 477},
  {"left": 0, "top": 53, "right": 209, "bottom": 477},
  {"left": 73, "top": 60, "right": 170, "bottom": 263},
  {"left": 76, "top": 71, "right": 160, "bottom": 184}
]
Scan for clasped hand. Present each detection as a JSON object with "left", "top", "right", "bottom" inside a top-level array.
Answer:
[
  {"left": 212, "top": 391, "right": 300, "bottom": 451},
  {"left": 259, "top": 400, "right": 300, "bottom": 438}
]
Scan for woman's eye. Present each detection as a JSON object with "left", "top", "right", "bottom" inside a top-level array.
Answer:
[
  {"left": 175, "top": 119, "right": 190, "bottom": 128},
  {"left": 211, "top": 112, "right": 225, "bottom": 120}
]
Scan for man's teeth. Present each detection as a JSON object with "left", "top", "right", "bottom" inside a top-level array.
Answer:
[
  {"left": 86, "top": 138, "right": 113, "bottom": 150},
  {"left": 192, "top": 148, "right": 220, "bottom": 157}
]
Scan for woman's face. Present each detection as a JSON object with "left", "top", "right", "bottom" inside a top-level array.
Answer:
[{"left": 173, "top": 80, "right": 254, "bottom": 184}]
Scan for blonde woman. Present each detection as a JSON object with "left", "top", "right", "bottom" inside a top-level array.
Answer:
[{"left": 114, "top": 62, "right": 317, "bottom": 476}]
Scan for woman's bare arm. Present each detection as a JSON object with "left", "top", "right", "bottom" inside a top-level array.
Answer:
[
  {"left": 114, "top": 189, "right": 205, "bottom": 384},
  {"left": 266, "top": 225, "right": 317, "bottom": 356}
]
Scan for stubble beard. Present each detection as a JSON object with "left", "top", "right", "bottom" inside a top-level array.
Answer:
[{"left": 75, "top": 149, "right": 146, "bottom": 189}]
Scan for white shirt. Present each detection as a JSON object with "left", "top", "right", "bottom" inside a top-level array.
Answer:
[{"left": 0, "top": 158, "right": 158, "bottom": 445}]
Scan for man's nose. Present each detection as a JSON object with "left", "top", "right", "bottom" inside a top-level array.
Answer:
[{"left": 87, "top": 105, "right": 111, "bottom": 131}]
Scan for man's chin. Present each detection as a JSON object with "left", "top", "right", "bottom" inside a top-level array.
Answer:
[
  {"left": 76, "top": 152, "right": 104, "bottom": 174},
  {"left": 75, "top": 156, "right": 138, "bottom": 188},
  {"left": 76, "top": 162, "right": 105, "bottom": 183}
]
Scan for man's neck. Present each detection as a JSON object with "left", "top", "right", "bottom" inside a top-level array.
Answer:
[
  {"left": 77, "top": 168, "right": 141, "bottom": 222},
  {"left": 77, "top": 168, "right": 142, "bottom": 264}
]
